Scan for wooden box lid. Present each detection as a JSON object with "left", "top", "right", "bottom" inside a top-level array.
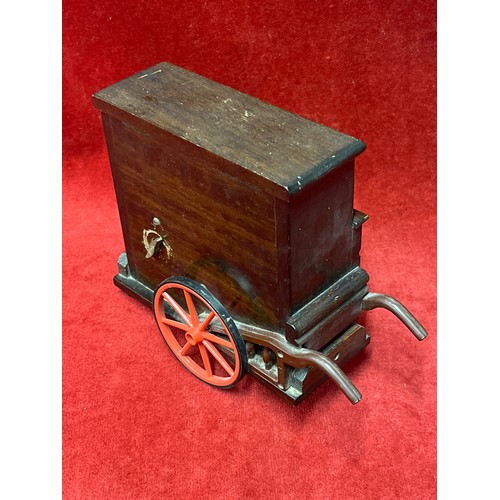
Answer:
[{"left": 93, "top": 62, "right": 365, "bottom": 200}]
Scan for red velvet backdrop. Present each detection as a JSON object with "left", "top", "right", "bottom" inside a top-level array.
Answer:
[{"left": 63, "top": 1, "right": 436, "bottom": 498}]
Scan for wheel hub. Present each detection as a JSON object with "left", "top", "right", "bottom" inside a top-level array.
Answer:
[{"left": 185, "top": 325, "right": 204, "bottom": 346}]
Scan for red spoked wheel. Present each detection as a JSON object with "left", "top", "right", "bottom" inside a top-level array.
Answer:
[{"left": 153, "top": 277, "right": 247, "bottom": 388}]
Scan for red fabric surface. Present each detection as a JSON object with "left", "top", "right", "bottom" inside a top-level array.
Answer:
[{"left": 63, "top": 1, "right": 436, "bottom": 498}]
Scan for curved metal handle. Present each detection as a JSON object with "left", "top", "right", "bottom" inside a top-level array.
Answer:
[
  {"left": 362, "top": 292, "right": 428, "bottom": 341},
  {"left": 297, "top": 350, "right": 362, "bottom": 404},
  {"left": 239, "top": 323, "right": 362, "bottom": 404}
]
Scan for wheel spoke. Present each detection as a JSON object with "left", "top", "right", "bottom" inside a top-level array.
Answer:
[
  {"left": 180, "top": 342, "right": 192, "bottom": 356},
  {"left": 202, "top": 332, "right": 233, "bottom": 349},
  {"left": 199, "top": 311, "right": 216, "bottom": 331},
  {"left": 162, "top": 292, "right": 192, "bottom": 326},
  {"left": 202, "top": 340, "right": 234, "bottom": 376},
  {"left": 184, "top": 290, "right": 199, "bottom": 326},
  {"left": 160, "top": 317, "right": 190, "bottom": 331},
  {"left": 198, "top": 344, "right": 212, "bottom": 378}
]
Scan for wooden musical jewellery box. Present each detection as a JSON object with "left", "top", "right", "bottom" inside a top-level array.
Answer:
[{"left": 92, "top": 62, "right": 427, "bottom": 405}]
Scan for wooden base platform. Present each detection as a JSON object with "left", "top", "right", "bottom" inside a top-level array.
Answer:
[{"left": 114, "top": 252, "right": 370, "bottom": 404}]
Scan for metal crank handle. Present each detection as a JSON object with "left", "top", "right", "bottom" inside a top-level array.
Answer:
[{"left": 362, "top": 292, "right": 428, "bottom": 341}]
